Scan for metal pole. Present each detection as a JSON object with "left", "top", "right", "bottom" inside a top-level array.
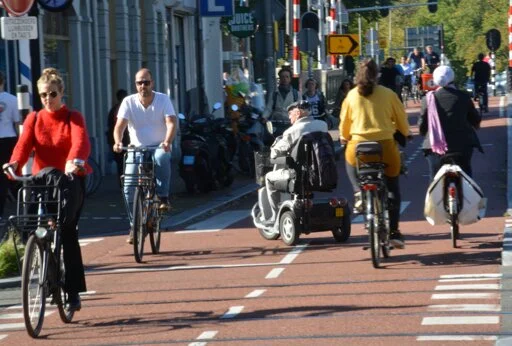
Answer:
[
  {"left": 490, "top": 51, "right": 496, "bottom": 96},
  {"left": 286, "top": 0, "right": 293, "bottom": 64},
  {"left": 388, "top": 10, "right": 392, "bottom": 57},
  {"left": 317, "top": 3, "right": 325, "bottom": 69},
  {"left": 358, "top": 15, "right": 362, "bottom": 59},
  {"left": 195, "top": 0, "right": 205, "bottom": 113},
  {"left": 264, "top": 0, "right": 276, "bottom": 103}
]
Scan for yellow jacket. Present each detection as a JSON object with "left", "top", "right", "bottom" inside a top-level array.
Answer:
[{"left": 339, "top": 85, "right": 409, "bottom": 141}]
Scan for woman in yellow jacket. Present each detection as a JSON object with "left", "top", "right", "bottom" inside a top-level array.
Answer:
[{"left": 339, "top": 58, "right": 410, "bottom": 248}]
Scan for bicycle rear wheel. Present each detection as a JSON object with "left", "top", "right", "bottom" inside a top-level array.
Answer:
[
  {"left": 367, "top": 193, "right": 381, "bottom": 268},
  {"left": 85, "top": 158, "right": 102, "bottom": 197},
  {"left": 22, "top": 234, "right": 46, "bottom": 338},
  {"left": 149, "top": 205, "right": 161, "bottom": 254},
  {"left": 56, "top": 244, "right": 74, "bottom": 323},
  {"left": 133, "top": 187, "right": 146, "bottom": 263}
]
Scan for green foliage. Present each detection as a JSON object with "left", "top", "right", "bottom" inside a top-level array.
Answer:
[
  {"left": 0, "top": 233, "right": 23, "bottom": 279},
  {"left": 368, "top": 0, "right": 508, "bottom": 84}
]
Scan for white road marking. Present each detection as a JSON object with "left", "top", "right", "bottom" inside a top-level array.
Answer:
[
  {"left": 245, "top": 289, "right": 266, "bottom": 298},
  {"left": 440, "top": 273, "right": 501, "bottom": 279},
  {"left": 79, "top": 238, "right": 104, "bottom": 247},
  {"left": 189, "top": 331, "right": 218, "bottom": 346},
  {"left": 439, "top": 277, "right": 499, "bottom": 282},
  {"left": 91, "top": 261, "right": 284, "bottom": 275},
  {"left": 435, "top": 284, "right": 500, "bottom": 290},
  {"left": 0, "top": 311, "right": 55, "bottom": 319},
  {"left": 0, "top": 323, "right": 24, "bottom": 331},
  {"left": 80, "top": 290, "right": 97, "bottom": 296},
  {"left": 220, "top": 306, "right": 244, "bottom": 319},
  {"left": 431, "top": 293, "right": 499, "bottom": 300},
  {"left": 265, "top": 268, "right": 285, "bottom": 279},
  {"left": 417, "top": 335, "right": 497, "bottom": 341},
  {"left": 0, "top": 335, "right": 6, "bottom": 340},
  {"left": 352, "top": 201, "right": 410, "bottom": 223},
  {"left": 421, "top": 316, "right": 499, "bottom": 325},
  {"left": 176, "top": 210, "right": 250, "bottom": 234},
  {"left": 500, "top": 95, "right": 506, "bottom": 117},
  {"left": 280, "top": 244, "right": 308, "bottom": 264},
  {"left": 427, "top": 304, "right": 500, "bottom": 312}
]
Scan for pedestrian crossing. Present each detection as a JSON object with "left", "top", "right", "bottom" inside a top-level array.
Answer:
[
  {"left": 417, "top": 273, "right": 501, "bottom": 342},
  {"left": 0, "top": 291, "right": 95, "bottom": 340}
]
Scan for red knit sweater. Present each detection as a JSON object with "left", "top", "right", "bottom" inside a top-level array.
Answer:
[{"left": 10, "top": 105, "right": 91, "bottom": 175}]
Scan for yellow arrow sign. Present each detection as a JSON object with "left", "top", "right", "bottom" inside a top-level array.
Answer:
[{"left": 327, "top": 34, "right": 360, "bottom": 56}]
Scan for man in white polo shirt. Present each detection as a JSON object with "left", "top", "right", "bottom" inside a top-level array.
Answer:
[{"left": 113, "top": 68, "right": 178, "bottom": 243}]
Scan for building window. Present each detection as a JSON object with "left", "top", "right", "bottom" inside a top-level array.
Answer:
[{"left": 42, "top": 12, "right": 71, "bottom": 105}]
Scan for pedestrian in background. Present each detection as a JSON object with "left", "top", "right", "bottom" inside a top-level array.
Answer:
[
  {"left": 5, "top": 67, "right": 91, "bottom": 312},
  {"left": 263, "top": 66, "right": 299, "bottom": 122},
  {"left": 0, "top": 71, "right": 20, "bottom": 223},
  {"left": 333, "top": 78, "right": 354, "bottom": 119},
  {"left": 107, "top": 89, "right": 129, "bottom": 182}
]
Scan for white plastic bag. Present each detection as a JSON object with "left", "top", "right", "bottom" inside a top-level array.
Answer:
[{"left": 424, "top": 164, "right": 486, "bottom": 226}]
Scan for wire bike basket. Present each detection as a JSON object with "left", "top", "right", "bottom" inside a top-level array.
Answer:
[{"left": 254, "top": 150, "right": 273, "bottom": 186}]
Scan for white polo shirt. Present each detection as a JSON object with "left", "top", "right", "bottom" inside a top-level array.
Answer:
[{"left": 117, "top": 91, "right": 176, "bottom": 146}]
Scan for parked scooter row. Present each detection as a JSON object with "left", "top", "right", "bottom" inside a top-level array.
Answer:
[{"left": 178, "top": 102, "right": 234, "bottom": 193}]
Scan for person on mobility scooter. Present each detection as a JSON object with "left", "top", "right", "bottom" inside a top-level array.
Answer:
[{"left": 251, "top": 101, "right": 351, "bottom": 245}]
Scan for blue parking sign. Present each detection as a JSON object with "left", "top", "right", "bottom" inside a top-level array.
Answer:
[{"left": 199, "top": 0, "right": 234, "bottom": 17}]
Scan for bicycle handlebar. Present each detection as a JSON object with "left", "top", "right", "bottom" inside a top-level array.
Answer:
[
  {"left": 119, "top": 145, "right": 161, "bottom": 152},
  {"left": 3, "top": 166, "right": 32, "bottom": 182}
]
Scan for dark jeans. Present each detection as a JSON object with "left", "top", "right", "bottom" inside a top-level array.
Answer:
[
  {"left": 346, "top": 161, "right": 402, "bottom": 231},
  {"left": 425, "top": 151, "right": 473, "bottom": 180},
  {"left": 0, "top": 137, "right": 18, "bottom": 217}
]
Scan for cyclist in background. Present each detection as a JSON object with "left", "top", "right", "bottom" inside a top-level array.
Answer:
[
  {"left": 399, "top": 56, "right": 413, "bottom": 96},
  {"left": 340, "top": 59, "right": 410, "bottom": 249},
  {"left": 471, "top": 53, "right": 491, "bottom": 113},
  {"left": 4, "top": 68, "right": 91, "bottom": 312},
  {"left": 113, "top": 68, "right": 178, "bottom": 244},
  {"left": 423, "top": 45, "right": 441, "bottom": 73}
]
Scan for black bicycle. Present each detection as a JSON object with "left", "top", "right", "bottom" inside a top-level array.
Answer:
[
  {"left": 355, "top": 142, "right": 392, "bottom": 268},
  {"left": 4, "top": 167, "right": 74, "bottom": 338},
  {"left": 121, "top": 146, "right": 163, "bottom": 263}
]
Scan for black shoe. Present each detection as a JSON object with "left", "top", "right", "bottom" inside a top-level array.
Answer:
[
  {"left": 67, "top": 293, "right": 81, "bottom": 312},
  {"left": 389, "top": 230, "right": 405, "bottom": 249}
]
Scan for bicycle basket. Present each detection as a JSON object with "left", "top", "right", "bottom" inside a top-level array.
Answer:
[
  {"left": 9, "top": 184, "right": 62, "bottom": 234},
  {"left": 122, "top": 152, "right": 155, "bottom": 188},
  {"left": 254, "top": 150, "right": 273, "bottom": 186}
]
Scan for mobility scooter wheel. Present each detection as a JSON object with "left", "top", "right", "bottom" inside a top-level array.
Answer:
[{"left": 279, "top": 211, "right": 300, "bottom": 245}]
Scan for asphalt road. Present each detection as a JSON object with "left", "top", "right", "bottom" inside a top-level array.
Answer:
[{"left": 0, "top": 96, "right": 509, "bottom": 345}]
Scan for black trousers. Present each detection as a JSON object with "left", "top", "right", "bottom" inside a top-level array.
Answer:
[
  {"left": 62, "top": 177, "right": 87, "bottom": 294},
  {"left": 0, "top": 137, "right": 18, "bottom": 217},
  {"left": 345, "top": 161, "right": 402, "bottom": 231}
]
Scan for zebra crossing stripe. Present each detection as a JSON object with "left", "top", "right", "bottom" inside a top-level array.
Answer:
[
  {"left": 0, "top": 323, "right": 24, "bottom": 331},
  {"left": 0, "top": 335, "right": 6, "bottom": 340},
  {"left": 79, "top": 238, "right": 104, "bottom": 247},
  {"left": 435, "top": 284, "right": 500, "bottom": 290},
  {"left": 417, "top": 335, "right": 497, "bottom": 341},
  {"left": 440, "top": 273, "right": 501, "bottom": 279},
  {"left": 421, "top": 316, "right": 499, "bottom": 325},
  {"left": 427, "top": 304, "right": 500, "bottom": 312}
]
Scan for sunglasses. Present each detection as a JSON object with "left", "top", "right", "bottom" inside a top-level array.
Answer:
[
  {"left": 39, "top": 91, "right": 58, "bottom": 99},
  {"left": 135, "top": 80, "right": 151, "bottom": 86}
]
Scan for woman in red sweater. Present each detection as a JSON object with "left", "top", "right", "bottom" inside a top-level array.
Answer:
[{"left": 5, "top": 68, "right": 90, "bottom": 312}]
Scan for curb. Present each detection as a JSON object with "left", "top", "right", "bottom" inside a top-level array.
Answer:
[
  {"left": 0, "top": 276, "right": 20, "bottom": 289},
  {"left": 499, "top": 93, "right": 512, "bottom": 343}
]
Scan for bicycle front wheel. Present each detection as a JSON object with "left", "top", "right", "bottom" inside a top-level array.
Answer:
[
  {"left": 133, "top": 187, "right": 146, "bottom": 263},
  {"left": 22, "top": 234, "right": 46, "bottom": 338},
  {"left": 149, "top": 205, "right": 161, "bottom": 254},
  {"left": 56, "top": 244, "right": 74, "bottom": 323}
]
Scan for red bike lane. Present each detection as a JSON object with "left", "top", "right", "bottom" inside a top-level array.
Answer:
[{"left": 0, "top": 96, "right": 507, "bottom": 345}]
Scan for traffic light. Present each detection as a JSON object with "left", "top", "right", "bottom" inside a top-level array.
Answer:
[
  {"left": 378, "top": 0, "right": 389, "bottom": 17},
  {"left": 427, "top": 0, "right": 437, "bottom": 13},
  {"left": 301, "top": 11, "right": 319, "bottom": 32}
]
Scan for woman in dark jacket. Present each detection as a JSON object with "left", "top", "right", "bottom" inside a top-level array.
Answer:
[{"left": 418, "top": 65, "right": 482, "bottom": 179}]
